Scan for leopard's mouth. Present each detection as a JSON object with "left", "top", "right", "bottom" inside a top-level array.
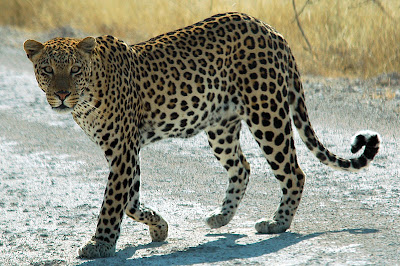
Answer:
[{"left": 52, "top": 103, "right": 73, "bottom": 114}]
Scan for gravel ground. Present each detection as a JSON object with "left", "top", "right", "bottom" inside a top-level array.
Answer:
[{"left": 0, "top": 27, "right": 399, "bottom": 265}]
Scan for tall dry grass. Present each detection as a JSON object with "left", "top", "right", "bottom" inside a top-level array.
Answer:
[{"left": 0, "top": 0, "right": 399, "bottom": 77}]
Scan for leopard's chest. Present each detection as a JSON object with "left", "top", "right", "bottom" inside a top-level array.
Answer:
[{"left": 72, "top": 109, "right": 104, "bottom": 143}]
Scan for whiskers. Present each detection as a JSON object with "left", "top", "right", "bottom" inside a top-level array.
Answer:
[
  {"left": 46, "top": 95, "right": 61, "bottom": 107},
  {"left": 75, "top": 99, "right": 102, "bottom": 118}
]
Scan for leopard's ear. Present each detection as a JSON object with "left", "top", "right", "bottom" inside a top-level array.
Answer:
[
  {"left": 24, "top": 39, "right": 44, "bottom": 60},
  {"left": 77, "top": 37, "right": 96, "bottom": 54}
]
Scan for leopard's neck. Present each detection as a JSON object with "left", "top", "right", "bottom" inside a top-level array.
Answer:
[{"left": 72, "top": 39, "right": 143, "bottom": 148}]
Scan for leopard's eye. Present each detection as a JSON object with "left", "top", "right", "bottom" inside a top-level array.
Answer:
[
  {"left": 71, "top": 66, "right": 81, "bottom": 74},
  {"left": 42, "top": 66, "right": 53, "bottom": 74}
]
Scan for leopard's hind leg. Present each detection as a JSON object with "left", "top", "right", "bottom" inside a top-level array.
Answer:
[
  {"left": 247, "top": 111, "right": 306, "bottom": 233},
  {"left": 205, "top": 116, "right": 251, "bottom": 229}
]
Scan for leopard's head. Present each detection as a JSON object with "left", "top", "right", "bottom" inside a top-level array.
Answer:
[{"left": 24, "top": 37, "right": 96, "bottom": 114}]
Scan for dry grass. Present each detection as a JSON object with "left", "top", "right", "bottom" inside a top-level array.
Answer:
[{"left": 1, "top": 0, "right": 399, "bottom": 78}]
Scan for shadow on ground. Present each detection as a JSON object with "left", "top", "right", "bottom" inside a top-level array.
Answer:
[{"left": 78, "top": 228, "right": 378, "bottom": 265}]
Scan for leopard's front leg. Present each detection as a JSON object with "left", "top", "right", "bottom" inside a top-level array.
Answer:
[
  {"left": 124, "top": 163, "right": 168, "bottom": 242},
  {"left": 78, "top": 141, "right": 168, "bottom": 258},
  {"left": 78, "top": 147, "right": 136, "bottom": 258},
  {"left": 78, "top": 169, "right": 129, "bottom": 258}
]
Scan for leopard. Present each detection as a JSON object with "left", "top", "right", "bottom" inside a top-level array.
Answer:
[{"left": 24, "top": 12, "right": 380, "bottom": 258}]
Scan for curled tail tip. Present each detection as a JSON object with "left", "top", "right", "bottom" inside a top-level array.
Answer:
[{"left": 351, "top": 130, "right": 381, "bottom": 156}]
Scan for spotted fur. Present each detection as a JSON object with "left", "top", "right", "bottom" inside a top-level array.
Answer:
[{"left": 24, "top": 12, "right": 380, "bottom": 258}]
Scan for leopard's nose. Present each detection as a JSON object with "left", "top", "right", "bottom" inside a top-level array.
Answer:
[{"left": 55, "top": 91, "right": 71, "bottom": 101}]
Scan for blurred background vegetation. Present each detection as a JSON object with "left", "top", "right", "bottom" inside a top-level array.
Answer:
[{"left": 0, "top": 0, "right": 399, "bottom": 78}]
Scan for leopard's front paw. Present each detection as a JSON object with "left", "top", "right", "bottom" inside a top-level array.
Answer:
[
  {"left": 205, "top": 210, "right": 232, "bottom": 229},
  {"left": 149, "top": 218, "right": 168, "bottom": 242},
  {"left": 78, "top": 237, "right": 116, "bottom": 258},
  {"left": 255, "top": 219, "right": 289, "bottom": 234}
]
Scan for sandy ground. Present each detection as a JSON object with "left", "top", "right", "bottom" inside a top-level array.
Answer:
[{"left": 0, "top": 27, "right": 399, "bottom": 265}]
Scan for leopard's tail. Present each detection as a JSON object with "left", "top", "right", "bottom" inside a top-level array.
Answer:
[{"left": 288, "top": 58, "right": 380, "bottom": 172}]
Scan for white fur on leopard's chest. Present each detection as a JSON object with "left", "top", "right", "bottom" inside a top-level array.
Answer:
[{"left": 72, "top": 107, "right": 104, "bottom": 144}]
